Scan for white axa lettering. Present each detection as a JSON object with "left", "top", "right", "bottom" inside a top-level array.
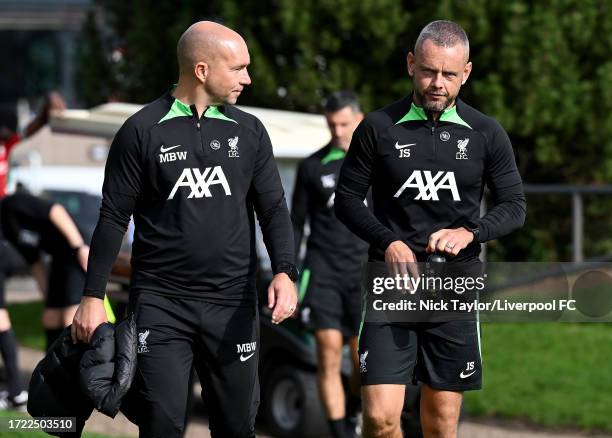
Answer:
[
  {"left": 160, "top": 151, "right": 188, "bottom": 163},
  {"left": 236, "top": 342, "right": 257, "bottom": 353},
  {"left": 167, "top": 166, "right": 232, "bottom": 199},
  {"left": 393, "top": 170, "right": 461, "bottom": 201}
]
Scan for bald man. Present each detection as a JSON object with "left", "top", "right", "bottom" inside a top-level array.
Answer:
[{"left": 72, "top": 21, "right": 298, "bottom": 437}]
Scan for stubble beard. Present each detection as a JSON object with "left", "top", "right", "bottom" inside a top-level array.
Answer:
[{"left": 414, "top": 84, "right": 456, "bottom": 114}]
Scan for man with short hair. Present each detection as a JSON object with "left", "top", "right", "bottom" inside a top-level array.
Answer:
[
  {"left": 291, "top": 90, "right": 367, "bottom": 438},
  {"left": 335, "top": 21, "right": 526, "bottom": 438},
  {"left": 72, "top": 21, "right": 298, "bottom": 437}
]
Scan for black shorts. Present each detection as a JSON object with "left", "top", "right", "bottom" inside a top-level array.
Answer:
[
  {"left": 46, "top": 256, "right": 85, "bottom": 308},
  {"left": 358, "top": 319, "right": 482, "bottom": 391},
  {"left": 129, "top": 292, "right": 259, "bottom": 438},
  {"left": 299, "top": 263, "right": 362, "bottom": 337},
  {"left": 0, "top": 239, "right": 27, "bottom": 276},
  {"left": 0, "top": 239, "right": 28, "bottom": 308}
]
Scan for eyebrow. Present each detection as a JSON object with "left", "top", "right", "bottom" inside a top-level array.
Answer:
[{"left": 420, "top": 64, "right": 460, "bottom": 75}]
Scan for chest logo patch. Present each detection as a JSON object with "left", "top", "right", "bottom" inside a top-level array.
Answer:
[
  {"left": 210, "top": 139, "right": 221, "bottom": 150},
  {"left": 440, "top": 131, "right": 451, "bottom": 141},
  {"left": 159, "top": 144, "right": 187, "bottom": 163},
  {"left": 394, "top": 170, "right": 461, "bottom": 201},
  {"left": 395, "top": 141, "right": 414, "bottom": 158},
  {"left": 167, "top": 166, "right": 232, "bottom": 199},
  {"left": 228, "top": 136, "right": 240, "bottom": 158},
  {"left": 321, "top": 174, "right": 336, "bottom": 188},
  {"left": 456, "top": 138, "right": 469, "bottom": 160}
]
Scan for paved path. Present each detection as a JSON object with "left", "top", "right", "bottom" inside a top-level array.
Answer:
[{"left": 5, "top": 277, "right": 611, "bottom": 437}]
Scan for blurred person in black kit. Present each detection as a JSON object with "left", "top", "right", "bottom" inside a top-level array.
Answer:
[
  {"left": 0, "top": 192, "right": 90, "bottom": 408},
  {"left": 292, "top": 90, "right": 367, "bottom": 438},
  {"left": 0, "top": 93, "right": 67, "bottom": 410},
  {"left": 1, "top": 191, "right": 90, "bottom": 345}
]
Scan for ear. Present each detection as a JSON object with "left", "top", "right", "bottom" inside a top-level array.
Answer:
[
  {"left": 194, "top": 62, "right": 209, "bottom": 83},
  {"left": 407, "top": 52, "right": 415, "bottom": 77},
  {"left": 461, "top": 61, "right": 473, "bottom": 85}
]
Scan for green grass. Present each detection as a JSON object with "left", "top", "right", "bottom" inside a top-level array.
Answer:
[
  {"left": 6, "top": 302, "right": 45, "bottom": 351},
  {"left": 464, "top": 323, "right": 612, "bottom": 432},
  {"left": 0, "top": 410, "right": 130, "bottom": 437}
]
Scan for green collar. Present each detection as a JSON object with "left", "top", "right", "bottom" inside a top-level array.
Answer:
[
  {"left": 159, "top": 90, "right": 238, "bottom": 124},
  {"left": 203, "top": 105, "right": 237, "bottom": 124},
  {"left": 321, "top": 146, "right": 346, "bottom": 165},
  {"left": 396, "top": 102, "right": 472, "bottom": 129}
]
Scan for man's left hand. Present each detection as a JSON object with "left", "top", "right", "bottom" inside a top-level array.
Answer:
[
  {"left": 427, "top": 228, "right": 474, "bottom": 256},
  {"left": 267, "top": 273, "right": 298, "bottom": 324}
]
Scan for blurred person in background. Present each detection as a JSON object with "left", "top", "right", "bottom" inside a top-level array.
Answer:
[
  {"left": 0, "top": 191, "right": 89, "bottom": 409},
  {"left": 335, "top": 20, "right": 525, "bottom": 438},
  {"left": 292, "top": 90, "right": 367, "bottom": 438},
  {"left": 0, "top": 238, "right": 27, "bottom": 410},
  {"left": 0, "top": 92, "right": 66, "bottom": 410},
  {"left": 1, "top": 191, "right": 90, "bottom": 349},
  {"left": 0, "top": 92, "right": 66, "bottom": 198}
]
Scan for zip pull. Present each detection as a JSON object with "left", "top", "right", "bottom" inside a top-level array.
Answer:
[
  {"left": 197, "top": 122, "right": 200, "bottom": 129},
  {"left": 431, "top": 125, "right": 435, "bottom": 135}
]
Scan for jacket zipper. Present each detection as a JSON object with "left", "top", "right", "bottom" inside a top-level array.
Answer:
[
  {"left": 194, "top": 106, "right": 207, "bottom": 152},
  {"left": 430, "top": 120, "right": 437, "bottom": 159}
]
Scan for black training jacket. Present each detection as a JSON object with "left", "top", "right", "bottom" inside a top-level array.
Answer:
[
  {"left": 291, "top": 143, "right": 368, "bottom": 274},
  {"left": 84, "top": 91, "right": 294, "bottom": 302},
  {"left": 27, "top": 317, "right": 137, "bottom": 437},
  {"left": 335, "top": 95, "right": 526, "bottom": 261}
]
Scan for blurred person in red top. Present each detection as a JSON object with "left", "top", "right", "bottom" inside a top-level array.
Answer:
[{"left": 0, "top": 92, "right": 66, "bottom": 198}]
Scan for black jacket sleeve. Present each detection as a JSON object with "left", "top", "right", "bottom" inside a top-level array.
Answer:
[
  {"left": 250, "top": 123, "right": 295, "bottom": 273},
  {"left": 83, "top": 119, "right": 142, "bottom": 299},
  {"left": 335, "top": 118, "right": 399, "bottom": 252},
  {"left": 290, "top": 160, "right": 310, "bottom": 264},
  {"left": 472, "top": 123, "right": 526, "bottom": 242}
]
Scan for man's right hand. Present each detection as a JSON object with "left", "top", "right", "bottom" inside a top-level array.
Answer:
[
  {"left": 71, "top": 296, "right": 107, "bottom": 344},
  {"left": 385, "top": 240, "right": 419, "bottom": 289}
]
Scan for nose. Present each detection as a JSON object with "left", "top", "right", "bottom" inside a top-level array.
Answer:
[
  {"left": 331, "top": 125, "right": 343, "bottom": 139},
  {"left": 241, "top": 68, "right": 251, "bottom": 85},
  {"left": 430, "top": 72, "right": 444, "bottom": 89}
]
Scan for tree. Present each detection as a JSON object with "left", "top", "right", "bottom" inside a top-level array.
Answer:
[
  {"left": 77, "top": 0, "right": 612, "bottom": 261},
  {"left": 75, "top": 11, "right": 114, "bottom": 107}
]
